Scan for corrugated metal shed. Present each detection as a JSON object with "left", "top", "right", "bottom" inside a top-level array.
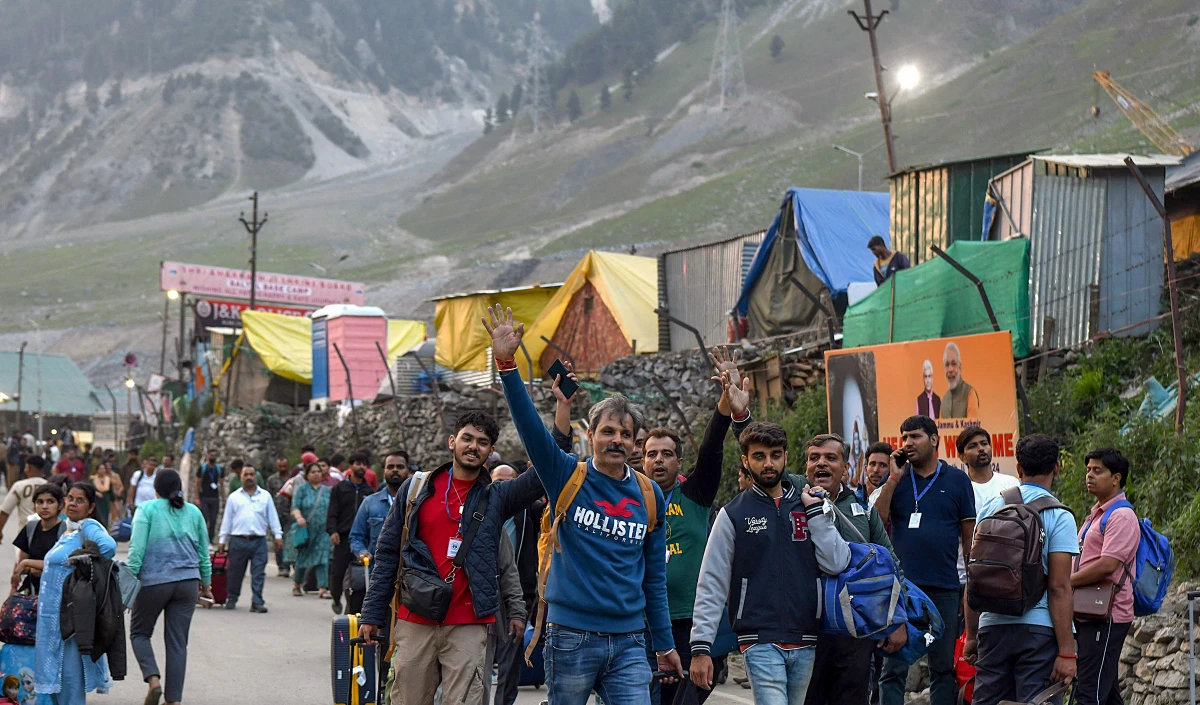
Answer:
[
  {"left": 0, "top": 351, "right": 104, "bottom": 416},
  {"left": 890, "top": 151, "right": 1034, "bottom": 264},
  {"left": 659, "top": 230, "right": 766, "bottom": 351},
  {"left": 991, "top": 155, "right": 1170, "bottom": 349}
]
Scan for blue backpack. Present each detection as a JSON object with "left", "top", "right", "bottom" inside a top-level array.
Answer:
[
  {"left": 1080, "top": 499, "right": 1173, "bottom": 616},
  {"left": 889, "top": 581, "right": 945, "bottom": 665},
  {"left": 820, "top": 505, "right": 906, "bottom": 639}
]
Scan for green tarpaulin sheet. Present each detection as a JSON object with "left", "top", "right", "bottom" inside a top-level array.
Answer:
[{"left": 843, "top": 239, "right": 1031, "bottom": 357}]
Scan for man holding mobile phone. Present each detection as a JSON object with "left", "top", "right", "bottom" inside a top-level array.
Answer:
[{"left": 873, "top": 416, "right": 976, "bottom": 705}]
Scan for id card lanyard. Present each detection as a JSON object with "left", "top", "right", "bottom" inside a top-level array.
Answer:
[
  {"left": 908, "top": 462, "right": 941, "bottom": 529},
  {"left": 445, "top": 477, "right": 467, "bottom": 570}
]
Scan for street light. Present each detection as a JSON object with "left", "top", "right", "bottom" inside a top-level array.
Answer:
[
  {"left": 166, "top": 289, "right": 180, "bottom": 301},
  {"left": 832, "top": 144, "right": 865, "bottom": 191},
  {"left": 125, "top": 378, "right": 136, "bottom": 389},
  {"left": 897, "top": 64, "right": 920, "bottom": 91}
]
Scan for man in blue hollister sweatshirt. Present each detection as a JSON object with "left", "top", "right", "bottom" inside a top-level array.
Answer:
[{"left": 484, "top": 305, "right": 682, "bottom": 705}]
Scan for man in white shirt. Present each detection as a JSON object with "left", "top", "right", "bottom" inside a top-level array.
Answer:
[
  {"left": 0, "top": 456, "right": 48, "bottom": 543},
  {"left": 127, "top": 456, "right": 161, "bottom": 513},
  {"left": 218, "top": 466, "right": 284, "bottom": 613},
  {"left": 955, "top": 426, "right": 1020, "bottom": 583}
]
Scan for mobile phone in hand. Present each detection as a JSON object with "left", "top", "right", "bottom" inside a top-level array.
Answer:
[
  {"left": 546, "top": 359, "right": 579, "bottom": 399},
  {"left": 198, "top": 595, "right": 215, "bottom": 609}
]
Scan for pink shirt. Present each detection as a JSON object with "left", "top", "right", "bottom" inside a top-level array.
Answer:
[{"left": 1076, "top": 493, "right": 1139, "bottom": 623}]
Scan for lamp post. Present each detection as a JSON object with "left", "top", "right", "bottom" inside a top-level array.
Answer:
[
  {"left": 862, "top": 63, "right": 920, "bottom": 172},
  {"left": 26, "top": 318, "right": 43, "bottom": 442},
  {"left": 832, "top": 144, "right": 865, "bottom": 191},
  {"left": 161, "top": 289, "right": 179, "bottom": 376}
]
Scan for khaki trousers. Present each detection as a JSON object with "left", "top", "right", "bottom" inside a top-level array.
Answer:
[{"left": 390, "top": 620, "right": 488, "bottom": 705}]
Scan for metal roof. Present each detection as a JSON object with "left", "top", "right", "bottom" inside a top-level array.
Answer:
[
  {"left": 1035, "top": 154, "right": 1183, "bottom": 168},
  {"left": 1166, "top": 151, "right": 1200, "bottom": 193},
  {"left": 660, "top": 229, "right": 768, "bottom": 256},
  {"left": 889, "top": 149, "right": 1042, "bottom": 177},
  {"left": 0, "top": 351, "right": 104, "bottom": 416},
  {"left": 427, "top": 281, "right": 563, "bottom": 303}
]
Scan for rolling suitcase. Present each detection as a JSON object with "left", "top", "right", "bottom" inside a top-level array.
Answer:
[
  {"left": 520, "top": 623, "right": 546, "bottom": 687},
  {"left": 332, "top": 614, "right": 378, "bottom": 705},
  {"left": 210, "top": 551, "right": 228, "bottom": 605}
]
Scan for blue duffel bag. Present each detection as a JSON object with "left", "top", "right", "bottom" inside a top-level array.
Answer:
[
  {"left": 889, "top": 580, "right": 945, "bottom": 665},
  {"left": 820, "top": 504, "right": 906, "bottom": 639}
]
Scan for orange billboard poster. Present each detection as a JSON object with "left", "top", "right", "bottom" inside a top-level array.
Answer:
[{"left": 824, "top": 331, "right": 1020, "bottom": 481}]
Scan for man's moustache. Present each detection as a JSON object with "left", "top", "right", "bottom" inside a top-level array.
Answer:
[{"left": 604, "top": 445, "right": 626, "bottom": 455}]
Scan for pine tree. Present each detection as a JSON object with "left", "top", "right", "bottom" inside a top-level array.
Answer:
[
  {"left": 496, "top": 93, "right": 510, "bottom": 123},
  {"left": 483, "top": 107, "right": 494, "bottom": 134},
  {"left": 770, "top": 35, "right": 785, "bottom": 60},
  {"left": 600, "top": 84, "right": 612, "bottom": 111},
  {"left": 622, "top": 68, "right": 635, "bottom": 102},
  {"left": 567, "top": 90, "right": 582, "bottom": 122},
  {"left": 510, "top": 84, "right": 523, "bottom": 116}
]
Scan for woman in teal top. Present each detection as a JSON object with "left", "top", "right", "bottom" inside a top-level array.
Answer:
[
  {"left": 127, "top": 469, "right": 213, "bottom": 705},
  {"left": 285, "top": 462, "right": 332, "bottom": 598}
]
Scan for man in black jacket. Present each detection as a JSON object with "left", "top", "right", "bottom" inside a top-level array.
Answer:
[
  {"left": 359, "top": 411, "right": 545, "bottom": 705},
  {"left": 326, "top": 451, "right": 374, "bottom": 615}
]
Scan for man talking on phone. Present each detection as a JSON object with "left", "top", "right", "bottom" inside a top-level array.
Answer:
[{"left": 873, "top": 416, "right": 976, "bottom": 705}]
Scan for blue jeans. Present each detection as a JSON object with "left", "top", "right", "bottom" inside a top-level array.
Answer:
[
  {"left": 544, "top": 626, "right": 652, "bottom": 705},
  {"left": 742, "top": 643, "right": 817, "bottom": 705},
  {"left": 880, "top": 586, "right": 961, "bottom": 705},
  {"left": 226, "top": 535, "right": 268, "bottom": 607}
]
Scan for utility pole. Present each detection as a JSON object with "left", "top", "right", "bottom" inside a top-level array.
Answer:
[
  {"left": 177, "top": 293, "right": 187, "bottom": 384},
  {"left": 239, "top": 192, "right": 268, "bottom": 310},
  {"left": 15, "top": 342, "right": 25, "bottom": 432},
  {"left": 709, "top": 0, "right": 747, "bottom": 108},
  {"left": 527, "top": 11, "right": 551, "bottom": 133},
  {"left": 849, "top": 0, "right": 897, "bottom": 174},
  {"left": 159, "top": 294, "right": 171, "bottom": 375},
  {"left": 1124, "top": 157, "right": 1187, "bottom": 432}
]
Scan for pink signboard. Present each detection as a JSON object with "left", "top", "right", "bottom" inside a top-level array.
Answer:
[{"left": 160, "top": 261, "right": 366, "bottom": 307}]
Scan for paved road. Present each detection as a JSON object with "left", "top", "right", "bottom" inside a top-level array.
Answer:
[{"left": 1, "top": 512, "right": 752, "bottom": 704}]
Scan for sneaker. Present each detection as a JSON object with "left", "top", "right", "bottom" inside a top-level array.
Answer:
[
  {"left": 223, "top": 602, "right": 237, "bottom": 611},
  {"left": 277, "top": 568, "right": 290, "bottom": 577},
  {"left": 250, "top": 604, "right": 269, "bottom": 614},
  {"left": 331, "top": 599, "right": 343, "bottom": 615}
]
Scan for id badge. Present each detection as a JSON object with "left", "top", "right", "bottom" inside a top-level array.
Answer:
[
  {"left": 210, "top": 482, "right": 218, "bottom": 490},
  {"left": 908, "top": 512, "right": 922, "bottom": 529},
  {"left": 447, "top": 538, "right": 462, "bottom": 558},
  {"left": 665, "top": 549, "right": 672, "bottom": 564},
  {"left": 851, "top": 504, "right": 866, "bottom": 516}
]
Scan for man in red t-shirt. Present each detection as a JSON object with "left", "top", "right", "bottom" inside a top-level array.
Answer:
[
  {"left": 358, "top": 411, "right": 545, "bottom": 705},
  {"left": 54, "top": 445, "right": 85, "bottom": 483}
]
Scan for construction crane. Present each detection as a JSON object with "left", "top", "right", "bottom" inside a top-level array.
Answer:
[{"left": 1093, "top": 70, "right": 1193, "bottom": 157}]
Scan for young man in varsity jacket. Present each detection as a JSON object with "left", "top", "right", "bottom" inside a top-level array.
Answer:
[{"left": 690, "top": 421, "right": 851, "bottom": 705}]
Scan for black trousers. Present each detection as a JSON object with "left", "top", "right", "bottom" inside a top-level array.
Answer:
[
  {"left": 495, "top": 595, "right": 536, "bottom": 705},
  {"left": 974, "top": 624, "right": 1060, "bottom": 705},
  {"left": 329, "top": 539, "right": 353, "bottom": 603},
  {"left": 1074, "top": 620, "right": 1131, "bottom": 705},
  {"left": 199, "top": 497, "right": 220, "bottom": 542},
  {"left": 658, "top": 618, "right": 712, "bottom": 705},
  {"left": 804, "top": 632, "right": 877, "bottom": 705}
]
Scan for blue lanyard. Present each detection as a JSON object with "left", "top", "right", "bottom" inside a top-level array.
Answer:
[
  {"left": 664, "top": 486, "right": 676, "bottom": 508},
  {"left": 910, "top": 462, "right": 942, "bottom": 512},
  {"left": 444, "top": 476, "right": 467, "bottom": 535}
]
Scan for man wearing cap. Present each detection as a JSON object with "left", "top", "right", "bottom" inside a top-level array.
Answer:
[{"left": 326, "top": 451, "right": 374, "bottom": 615}]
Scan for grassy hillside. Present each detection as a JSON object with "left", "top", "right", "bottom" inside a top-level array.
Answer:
[{"left": 398, "top": 0, "right": 1200, "bottom": 255}]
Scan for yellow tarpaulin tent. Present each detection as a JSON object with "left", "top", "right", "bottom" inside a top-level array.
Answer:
[
  {"left": 434, "top": 285, "right": 561, "bottom": 371},
  {"left": 524, "top": 251, "right": 658, "bottom": 377},
  {"left": 239, "top": 310, "right": 427, "bottom": 384},
  {"left": 1171, "top": 214, "right": 1200, "bottom": 261}
]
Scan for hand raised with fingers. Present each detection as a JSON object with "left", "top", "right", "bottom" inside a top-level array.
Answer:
[
  {"left": 724, "top": 369, "right": 751, "bottom": 418},
  {"left": 482, "top": 304, "right": 524, "bottom": 361},
  {"left": 551, "top": 360, "right": 578, "bottom": 405},
  {"left": 708, "top": 346, "right": 740, "bottom": 383}
]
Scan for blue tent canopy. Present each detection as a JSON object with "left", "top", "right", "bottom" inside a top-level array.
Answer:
[{"left": 735, "top": 188, "right": 890, "bottom": 316}]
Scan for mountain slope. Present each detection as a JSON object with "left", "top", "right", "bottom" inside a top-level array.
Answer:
[
  {"left": 398, "top": 0, "right": 1200, "bottom": 257},
  {"left": 0, "top": 0, "right": 600, "bottom": 236}
]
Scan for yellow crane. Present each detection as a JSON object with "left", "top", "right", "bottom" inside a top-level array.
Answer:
[{"left": 1093, "top": 70, "right": 1193, "bottom": 157}]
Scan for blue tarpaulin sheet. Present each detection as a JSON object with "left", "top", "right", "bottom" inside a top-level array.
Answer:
[{"left": 736, "top": 188, "right": 890, "bottom": 315}]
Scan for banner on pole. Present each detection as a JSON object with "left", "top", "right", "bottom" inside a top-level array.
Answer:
[
  {"left": 825, "top": 330, "right": 1020, "bottom": 482},
  {"left": 192, "top": 298, "right": 313, "bottom": 333},
  {"left": 161, "top": 261, "right": 365, "bottom": 307}
]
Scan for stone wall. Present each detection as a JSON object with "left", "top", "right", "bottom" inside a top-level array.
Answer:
[{"left": 1120, "top": 582, "right": 1199, "bottom": 705}]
